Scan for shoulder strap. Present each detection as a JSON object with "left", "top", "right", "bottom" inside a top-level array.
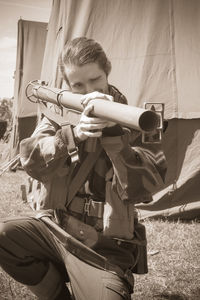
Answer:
[{"left": 66, "top": 145, "right": 102, "bottom": 207}]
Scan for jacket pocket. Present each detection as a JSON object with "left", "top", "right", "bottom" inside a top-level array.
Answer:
[{"left": 102, "top": 281, "right": 131, "bottom": 300}]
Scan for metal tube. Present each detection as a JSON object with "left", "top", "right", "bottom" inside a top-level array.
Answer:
[{"left": 32, "top": 84, "right": 159, "bottom": 132}]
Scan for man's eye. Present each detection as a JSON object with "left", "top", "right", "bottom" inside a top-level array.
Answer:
[
  {"left": 74, "top": 83, "right": 83, "bottom": 88},
  {"left": 91, "top": 76, "right": 101, "bottom": 82}
]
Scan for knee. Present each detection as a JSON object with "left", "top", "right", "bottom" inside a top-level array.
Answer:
[
  {"left": 0, "top": 222, "right": 7, "bottom": 236},
  {"left": 0, "top": 222, "right": 7, "bottom": 247},
  {"left": 0, "top": 221, "right": 15, "bottom": 242}
]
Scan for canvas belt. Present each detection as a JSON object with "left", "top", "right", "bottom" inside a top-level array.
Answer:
[{"left": 68, "top": 196, "right": 104, "bottom": 218}]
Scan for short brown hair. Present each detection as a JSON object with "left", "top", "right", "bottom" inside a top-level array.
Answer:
[{"left": 59, "top": 37, "right": 111, "bottom": 85}]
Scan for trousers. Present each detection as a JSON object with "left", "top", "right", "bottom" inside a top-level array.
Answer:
[{"left": 0, "top": 216, "right": 132, "bottom": 300}]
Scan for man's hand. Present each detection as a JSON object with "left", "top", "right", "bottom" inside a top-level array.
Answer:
[{"left": 74, "top": 92, "right": 116, "bottom": 141}]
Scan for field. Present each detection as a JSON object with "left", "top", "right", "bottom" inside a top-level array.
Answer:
[{"left": 0, "top": 158, "right": 200, "bottom": 299}]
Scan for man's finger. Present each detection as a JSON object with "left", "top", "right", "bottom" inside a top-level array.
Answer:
[
  {"left": 83, "top": 104, "right": 94, "bottom": 116},
  {"left": 80, "top": 123, "right": 107, "bottom": 131}
]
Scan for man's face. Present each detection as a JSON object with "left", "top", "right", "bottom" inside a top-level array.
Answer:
[{"left": 64, "top": 62, "right": 109, "bottom": 94}]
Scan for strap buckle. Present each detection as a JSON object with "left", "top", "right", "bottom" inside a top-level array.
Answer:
[
  {"left": 84, "top": 198, "right": 104, "bottom": 218},
  {"left": 68, "top": 147, "right": 79, "bottom": 163},
  {"left": 84, "top": 198, "right": 92, "bottom": 216},
  {"left": 61, "top": 122, "right": 80, "bottom": 163}
]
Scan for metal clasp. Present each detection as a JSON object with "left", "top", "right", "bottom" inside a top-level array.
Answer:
[
  {"left": 142, "top": 102, "right": 164, "bottom": 144},
  {"left": 68, "top": 147, "right": 79, "bottom": 163},
  {"left": 84, "top": 198, "right": 92, "bottom": 216},
  {"left": 84, "top": 199, "right": 104, "bottom": 218},
  {"left": 25, "top": 80, "right": 47, "bottom": 103}
]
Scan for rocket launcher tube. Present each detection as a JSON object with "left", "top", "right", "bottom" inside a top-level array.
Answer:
[{"left": 31, "top": 83, "right": 160, "bottom": 132}]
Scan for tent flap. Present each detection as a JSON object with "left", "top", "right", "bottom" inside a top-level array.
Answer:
[
  {"left": 14, "top": 19, "right": 47, "bottom": 118},
  {"left": 11, "top": 19, "right": 47, "bottom": 157}
]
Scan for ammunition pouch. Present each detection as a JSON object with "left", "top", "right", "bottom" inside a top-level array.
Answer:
[{"left": 60, "top": 211, "right": 99, "bottom": 248}]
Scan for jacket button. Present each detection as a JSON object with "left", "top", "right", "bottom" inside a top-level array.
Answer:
[{"left": 80, "top": 230, "right": 84, "bottom": 236}]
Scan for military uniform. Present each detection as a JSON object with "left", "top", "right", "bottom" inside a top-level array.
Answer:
[{"left": 0, "top": 86, "right": 167, "bottom": 299}]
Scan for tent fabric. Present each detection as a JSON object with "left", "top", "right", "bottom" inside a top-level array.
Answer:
[
  {"left": 14, "top": 19, "right": 47, "bottom": 118},
  {"left": 10, "top": 20, "right": 47, "bottom": 157},
  {"left": 39, "top": 0, "right": 200, "bottom": 219},
  {"left": 137, "top": 119, "right": 200, "bottom": 220}
]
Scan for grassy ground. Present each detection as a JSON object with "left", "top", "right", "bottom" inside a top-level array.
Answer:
[{"left": 0, "top": 169, "right": 200, "bottom": 299}]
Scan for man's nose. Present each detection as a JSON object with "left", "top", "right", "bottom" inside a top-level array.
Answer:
[{"left": 84, "top": 83, "right": 95, "bottom": 94}]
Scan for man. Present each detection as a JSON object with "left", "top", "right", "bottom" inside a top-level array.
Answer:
[{"left": 0, "top": 37, "right": 167, "bottom": 299}]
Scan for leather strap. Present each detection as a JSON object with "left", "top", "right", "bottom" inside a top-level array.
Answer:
[
  {"left": 66, "top": 145, "right": 102, "bottom": 207},
  {"left": 60, "top": 122, "right": 79, "bottom": 163}
]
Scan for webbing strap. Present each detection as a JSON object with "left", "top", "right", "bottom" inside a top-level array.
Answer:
[
  {"left": 39, "top": 102, "right": 81, "bottom": 127},
  {"left": 39, "top": 102, "right": 81, "bottom": 162},
  {"left": 66, "top": 145, "right": 102, "bottom": 207},
  {"left": 60, "top": 123, "right": 79, "bottom": 163}
]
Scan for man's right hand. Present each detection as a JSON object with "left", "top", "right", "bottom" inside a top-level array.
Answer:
[
  {"left": 74, "top": 91, "right": 115, "bottom": 141},
  {"left": 74, "top": 103, "right": 108, "bottom": 141}
]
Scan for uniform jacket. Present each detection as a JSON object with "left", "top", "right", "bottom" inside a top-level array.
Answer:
[{"left": 20, "top": 85, "right": 167, "bottom": 243}]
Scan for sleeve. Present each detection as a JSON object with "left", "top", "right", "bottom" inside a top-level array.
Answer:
[
  {"left": 101, "top": 128, "right": 167, "bottom": 204},
  {"left": 20, "top": 116, "right": 78, "bottom": 182}
]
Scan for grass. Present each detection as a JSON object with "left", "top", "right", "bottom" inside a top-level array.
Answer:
[
  {"left": 134, "top": 220, "right": 200, "bottom": 300},
  {"left": 0, "top": 168, "right": 200, "bottom": 299}
]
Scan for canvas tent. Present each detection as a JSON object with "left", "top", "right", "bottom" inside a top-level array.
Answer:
[
  {"left": 10, "top": 19, "right": 47, "bottom": 158},
  {"left": 38, "top": 0, "right": 200, "bottom": 220},
  {"left": 18, "top": 0, "right": 200, "bottom": 220}
]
